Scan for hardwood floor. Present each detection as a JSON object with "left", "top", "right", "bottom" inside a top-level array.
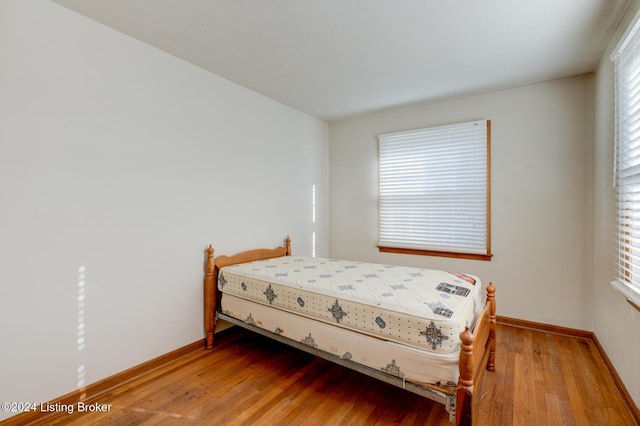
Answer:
[{"left": 10, "top": 324, "right": 639, "bottom": 425}]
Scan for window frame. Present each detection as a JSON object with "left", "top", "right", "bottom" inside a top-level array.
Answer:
[
  {"left": 612, "top": 11, "right": 640, "bottom": 311},
  {"left": 377, "top": 120, "right": 492, "bottom": 261}
]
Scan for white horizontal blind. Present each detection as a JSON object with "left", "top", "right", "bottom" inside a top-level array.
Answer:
[
  {"left": 614, "top": 17, "right": 640, "bottom": 293},
  {"left": 378, "top": 120, "right": 489, "bottom": 255}
]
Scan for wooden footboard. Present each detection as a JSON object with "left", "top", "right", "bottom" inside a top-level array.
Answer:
[{"left": 203, "top": 238, "right": 496, "bottom": 425}]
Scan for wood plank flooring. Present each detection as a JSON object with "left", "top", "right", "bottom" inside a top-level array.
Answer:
[{"left": 17, "top": 324, "right": 639, "bottom": 425}]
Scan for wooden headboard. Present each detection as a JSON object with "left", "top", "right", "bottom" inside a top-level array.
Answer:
[{"left": 204, "top": 236, "right": 292, "bottom": 349}]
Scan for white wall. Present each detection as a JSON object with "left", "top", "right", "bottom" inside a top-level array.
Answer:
[
  {"left": 329, "top": 75, "right": 595, "bottom": 330},
  {"left": 594, "top": 0, "right": 640, "bottom": 408},
  {"left": 0, "top": 0, "right": 328, "bottom": 420}
]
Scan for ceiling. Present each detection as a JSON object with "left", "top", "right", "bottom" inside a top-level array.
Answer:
[{"left": 53, "top": 0, "right": 631, "bottom": 122}]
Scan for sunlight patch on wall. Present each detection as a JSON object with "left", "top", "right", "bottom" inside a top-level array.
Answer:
[
  {"left": 312, "top": 184, "right": 316, "bottom": 257},
  {"left": 77, "top": 266, "right": 86, "bottom": 389},
  {"left": 312, "top": 184, "right": 316, "bottom": 224}
]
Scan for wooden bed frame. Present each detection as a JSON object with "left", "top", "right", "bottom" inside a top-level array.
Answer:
[{"left": 203, "top": 237, "right": 496, "bottom": 426}]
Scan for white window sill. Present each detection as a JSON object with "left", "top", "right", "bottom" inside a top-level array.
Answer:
[{"left": 611, "top": 279, "right": 640, "bottom": 311}]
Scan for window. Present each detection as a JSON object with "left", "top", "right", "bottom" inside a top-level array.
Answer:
[
  {"left": 378, "top": 120, "right": 492, "bottom": 261},
  {"left": 612, "top": 14, "right": 640, "bottom": 309}
]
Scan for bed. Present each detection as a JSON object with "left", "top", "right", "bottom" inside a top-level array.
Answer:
[{"left": 203, "top": 237, "right": 496, "bottom": 425}]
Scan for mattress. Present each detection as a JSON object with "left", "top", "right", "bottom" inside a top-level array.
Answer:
[
  {"left": 218, "top": 256, "right": 482, "bottom": 354},
  {"left": 220, "top": 293, "right": 461, "bottom": 388}
]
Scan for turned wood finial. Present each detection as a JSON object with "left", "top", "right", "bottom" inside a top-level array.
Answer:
[
  {"left": 458, "top": 326, "right": 474, "bottom": 388},
  {"left": 285, "top": 236, "right": 292, "bottom": 256},
  {"left": 487, "top": 282, "right": 496, "bottom": 321},
  {"left": 460, "top": 326, "right": 474, "bottom": 354},
  {"left": 487, "top": 282, "right": 496, "bottom": 302},
  {"left": 206, "top": 245, "right": 215, "bottom": 275},
  {"left": 487, "top": 281, "right": 495, "bottom": 295},
  {"left": 487, "top": 282, "right": 496, "bottom": 319}
]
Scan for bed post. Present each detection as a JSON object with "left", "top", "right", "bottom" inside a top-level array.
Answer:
[
  {"left": 204, "top": 245, "right": 216, "bottom": 350},
  {"left": 456, "top": 327, "right": 474, "bottom": 426},
  {"left": 487, "top": 282, "right": 496, "bottom": 372}
]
